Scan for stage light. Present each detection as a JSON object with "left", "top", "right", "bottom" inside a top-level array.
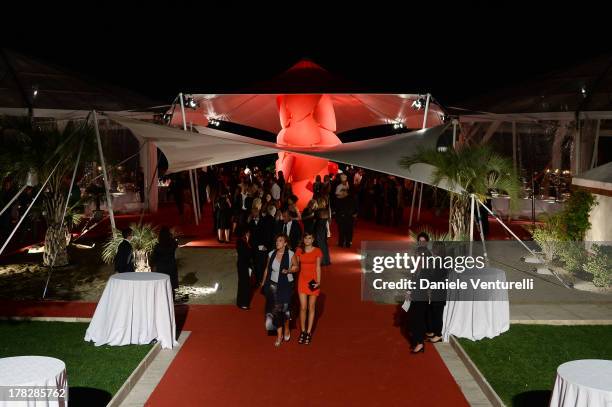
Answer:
[
  {"left": 411, "top": 97, "right": 426, "bottom": 110},
  {"left": 183, "top": 95, "right": 198, "bottom": 109},
  {"left": 32, "top": 86, "right": 38, "bottom": 98},
  {"left": 209, "top": 119, "right": 221, "bottom": 127},
  {"left": 581, "top": 85, "right": 587, "bottom": 98},
  {"left": 392, "top": 122, "right": 404, "bottom": 130},
  {"left": 440, "top": 114, "right": 450, "bottom": 123}
]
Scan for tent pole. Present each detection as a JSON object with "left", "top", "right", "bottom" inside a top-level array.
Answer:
[
  {"left": 0, "top": 185, "right": 26, "bottom": 217},
  {"left": 452, "top": 119, "right": 457, "bottom": 147},
  {"left": 417, "top": 182, "right": 423, "bottom": 222},
  {"left": 474, "top": 196, "right": 488, "bottom": 262},
  {"left": 92, "top": 110, "right": 116, "bottom": 231},
  {"left": 421, "top": 93, "right": 431, "bottom": 129},
  {"left": 477, "top": 199, "right": 537, "bottom": 257},
  {"left": 0, "top": 155, "right": 64, "bottom": 257},
  {"left": 178, "top": 93, "right": 200, "bottom": 225},
  {"left": 194, "top": 168, "right": 201, "bottom": 218},
  {"left": 590, "top": 118, "right": 601, "bottom": 169},
  {"left": 512, "top": 121, "right": 517, "bottom": 172},
  {"left": 469, "top": 193, "right": 475, "bottom": 255},
  {"left": 408, "top": 182, "right": 418, "bottom": 228}
]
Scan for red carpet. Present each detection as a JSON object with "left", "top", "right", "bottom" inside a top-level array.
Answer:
[{"left": 145, "top": 220, "right": 468, "bottom": 407}]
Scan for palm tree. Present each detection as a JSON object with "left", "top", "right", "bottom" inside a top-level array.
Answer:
[
  {"left": 401, "top": 144, "right": 520, "bottom": 239},
  {"left": 0, "top": 116, "right": 94, "bottom": 266}
]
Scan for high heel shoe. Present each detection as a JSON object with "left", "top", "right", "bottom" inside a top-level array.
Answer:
[
  {"left": 411, "top": 344, "right": 425, "bottom": 354},
  {"left": 274, "top": 337, "right": 282, "bottom": 347}
]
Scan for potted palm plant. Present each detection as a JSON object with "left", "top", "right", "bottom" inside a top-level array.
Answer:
[{"left": 101, "top": 223, "right": 158, "bottom": 272}]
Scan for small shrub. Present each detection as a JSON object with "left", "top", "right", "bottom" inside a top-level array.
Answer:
[
  {"left": 530, "top": 223, "right": 562, "bottom": 262},
  {"left": 583, "top": 245, "right": 612, "bottom": 288},
  {"left": 557, "top": 242, "right": 587, "bottom": 275}
]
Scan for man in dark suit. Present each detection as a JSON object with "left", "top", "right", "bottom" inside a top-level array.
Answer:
[
  {"left": 115, "top": 228, "right": 135, "bottom": 273},
  {"left": 335, "top": 190, "right": 357, "bottom": 248},
  {"left": 248, "top": 208, "right": 270, "bottom": 285},
  {"left": 275, "top": 209, "right": 302, "bottom": 251}
]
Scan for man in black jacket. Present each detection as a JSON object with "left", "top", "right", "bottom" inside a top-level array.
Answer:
[
  {"left": 275, "top": 209, "right": 302, "bottom": 251},
  {"left": 115, "top": 228, "right": 135, "bottom": 273},
  {"left": 335, "top": 190, "right": 357, "bottom": 248},
  {"left": 248, "top": 208, "right": 271, "bottom": 285}
]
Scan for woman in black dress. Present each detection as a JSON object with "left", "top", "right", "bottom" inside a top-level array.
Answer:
[
  {"left": 215, "top": 190, "right": 232, "bottom": 243},
  {"left": 301, "top": 199, "right": 318, "bottom": 235},
  {"left": 408, "top": 232, "right": 431, "bottom": 354},
  {"left": 236, "top": 228, "right": 252, "bottom": 309},
  {"left": 152, "top": 227, "right": 179, "bottom": 298}
]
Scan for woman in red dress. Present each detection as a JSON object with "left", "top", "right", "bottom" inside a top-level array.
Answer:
[{"left": 295, "top": 232, "right": 322, "bottom": 345}]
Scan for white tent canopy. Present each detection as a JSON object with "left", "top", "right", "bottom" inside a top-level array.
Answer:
[
  {"left": 107, "top": 113, "right": 462, "bottom": 193},
  {"left": 174, "top": 93, "right": 445, "bottom": 134}
]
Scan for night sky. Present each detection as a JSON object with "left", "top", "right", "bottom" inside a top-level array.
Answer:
[{"left": 6, "top": 4, "right": 612, "bottom": 107}]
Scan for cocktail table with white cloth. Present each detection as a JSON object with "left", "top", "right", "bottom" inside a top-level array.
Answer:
[
  {"left": 549, "top": 359, "right": 612, "bottom": 407},
  {"left": 442, "top": 267, "right": 510, "bottom": 341},
  {"left": 0, "top": 356, "right": 68, "bottom": 407},
  {"left": 85, "top": 272, "right": 178, "bottom": 349}
]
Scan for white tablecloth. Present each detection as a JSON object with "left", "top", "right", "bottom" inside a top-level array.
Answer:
[
  {"left": 0, "top": 356, "right": 67, "bottom": 407},
  {"left": 442, "top": 267, "right": 510, "bottom": 341},
  {"left": 85, "top": 272, "right": 178, "bottom": 349},
  {"left": 550, "top": 360, "right": 612, "bottom": 407}
]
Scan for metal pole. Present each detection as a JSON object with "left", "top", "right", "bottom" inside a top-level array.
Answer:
[
  {"left": 0, "top": 156, "right": 64, "bottom": 257},
  {"left": 477, "top": 199, "right": 537, "bottom": 257},
  {"left": 408, "top": 181, "right": 418, "bottom": 228},
  {"left": 469, "top": 194, "right": 475, "bottom": 242},
  {"left": 474, "top": 197, "right": 488, "bottom": 262},
  {"left": 92, "top": 110, "right": 116, "bottom": 231},
  {"left": 452, "top": 119, "right": 457, "bottom": 147},
  {"left": 417, "top": 182, "right": 423, "bottom": 222},
  {"left": 178, "top": 93, "right": 200, "bottom": 225},
  {"left": 421, "top": 93, "right": 431, "bottom": 130},
  {"left": 194, "top": 168, "right": 201, "bottom": 219},
  {"left": 512, "top": 121, "right": 517, "bottom": 172},
  {"left": 590, "top": 118, "right": 601, "bottom": 169},
  {"left": 0, "top": 185, "right": 26, "bottom": 217},
  {"left": 531, "top": 172, "right": 536, "bottom": 228}
]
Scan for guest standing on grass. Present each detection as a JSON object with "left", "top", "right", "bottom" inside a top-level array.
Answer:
[
  {"left": 295, "top": 232, "right": 322, "bottom": 345},
  {"left": 260, "top": 234, "right": 298, "bottom": 347},
  {"left": 235, "top": 228, "right": 252, "bottom": 309},
  {"left": 115, "top": 228, "right": 135, "bottom": 273},
  {"left": 152, "top": 227, "right": 179, "bottom": 298}
]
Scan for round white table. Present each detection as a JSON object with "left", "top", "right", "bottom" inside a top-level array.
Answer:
[
  {"left": 85, "top": 272, "right": 178, "bottom": 349},
  {"left": 0, "top": 356, "right": 68, "bottom": 407},
  {"left": 442, "top": 267, "right": 510, "bottom": 341},
  {"left": 549, "top": 360, "right": 612, "bottom": 407}
]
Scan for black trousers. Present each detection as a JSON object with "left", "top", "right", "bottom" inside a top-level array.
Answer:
[
  {"left": 427, "top": 301, "right": 445, "bottom": 337},
  {"left": 336, "top": 216, "right": 354, "bottom": 246},
  {"left": 253, "top": 249, "right": 268, "bottom": 285},
  {"left": 237, "top": 264, "right": 251, "bottom": 307},
  {"left": 409, "top": 301, "right": 428, "bottom": 345}
]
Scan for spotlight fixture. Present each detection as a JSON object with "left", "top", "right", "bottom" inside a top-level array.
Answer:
[
  {"left": 411, "top": 97, "right": 426, "bottom": 111},
  {"left": 392, "top": 122, "right": 405, "bottom": 130},
  {"left": 580, "top": 85, "right": 587, "bottom": 98},
  {"left": 32, "top": 86, "right": 38, "bottom": 98},
  {"left": 161, "top": 113, "right": 173, "bottom": 124},
  {"left": 183, "top": 95, "right": 198, "bottom": 109},
  {"left": 440, "top": 114, "right": 450, "bottom": 123},
  {"left": 208, "top": 119, "right": 221, "bottom": 127}
]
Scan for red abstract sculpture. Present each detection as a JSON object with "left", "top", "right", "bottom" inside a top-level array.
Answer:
[{"left": 275, "top": 94, "right": 341, "bottom": 210}]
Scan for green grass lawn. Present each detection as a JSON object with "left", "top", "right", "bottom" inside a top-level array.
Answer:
[
  {"left": 459, "top": 325, "right": 612, "bottom": 406},
  {"left": 0, "top": 321, "right": 153, "bottom": 406}
]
